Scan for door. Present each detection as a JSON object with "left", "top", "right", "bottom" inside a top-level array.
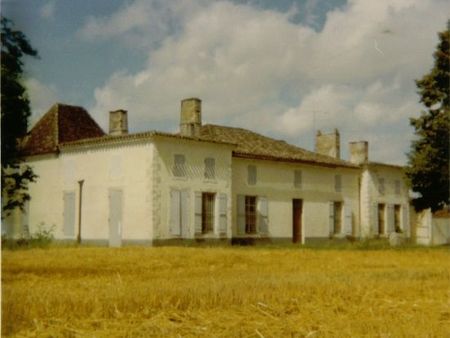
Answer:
[
  {"left": 293, "top": 199, "right": 303, "bottom": 243},
  {"left": 63, "top": 192, "right": 75, "bottom": 237},
  {"left": 378, "top": 204, "right": 385, "bottom": 235},
  {"left": 109, "top": 189, "right": 123, "bottom": 247}
]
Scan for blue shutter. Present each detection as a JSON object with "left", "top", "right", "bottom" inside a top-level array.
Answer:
[
  {"left": 258, "top": 197, "right": 268, "bottom": 235},
  {"left": 170, "top": 190, "right": 181, "bottom": 236},
  {"left": 219, "top": 193, "right": 227, "bottom": 234},
  {"left": 343, "top": 201, "right": 352, "bottom": 236},
  {"left": 194, "top": 192, "right": 202, "bottom": 234},
  {"left": 328, "top": 202, "right": 335, "bottom": 236},
  {"left": 181, "top": 190, "right": 190, "bottom": 238},
  {"left": 63, "top": 192, "right": 76, "bottom": 237},
  {"left": 237, "top": 195, "right": 245, "bottom": 235}
]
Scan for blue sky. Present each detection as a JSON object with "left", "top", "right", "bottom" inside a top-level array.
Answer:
[{"left": 2, "top": 0, "right": 449, "bottom": 164}]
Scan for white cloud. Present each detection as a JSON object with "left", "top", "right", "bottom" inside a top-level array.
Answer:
[
  {"left": 87, "top": 0, "right": 448, "bottom": 164},
  {"left": 40, "top": 1, "right": 56, "bottom": 19},
  {"left": 25, "top": 78, "right": 59, "bottom": 127}
]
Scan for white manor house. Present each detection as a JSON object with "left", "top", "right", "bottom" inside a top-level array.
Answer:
[{"left": 4, "top": 98, "right": 414, "bottom": 246}]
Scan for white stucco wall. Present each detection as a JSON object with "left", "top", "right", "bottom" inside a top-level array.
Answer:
[
  {"left": 231, "top": 158, "right": 360, "bottom": 242},
  {"left": 153, "top": 137, "right": 233, "bottom": 240},
  {"left": 23, "top": 141, "right": 154, "bottom": 244},
  {"left": 360, "top": 164, "right": 410, "bottom": 238}
]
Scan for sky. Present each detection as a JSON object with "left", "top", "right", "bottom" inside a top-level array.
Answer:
[{"left": 2, "top": 0, "right": 449, "bottom": 164}]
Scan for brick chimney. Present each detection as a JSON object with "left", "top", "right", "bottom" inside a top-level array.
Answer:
[
  {"left": 349, "top": 141, "right": 368, "bottom": 165},
  {"left": 109, "top": 109, "right": 128, "bottom": 136},
  {"left": 315, "top": 129, "right": 340, "bottom": 159},
  {"left": 180, "top": 98, "right": 201, "bottom": 137}
]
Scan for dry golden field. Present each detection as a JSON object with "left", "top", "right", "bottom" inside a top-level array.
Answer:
[{"left": 2, "top": 245, "right": 450, "bottom": 337}]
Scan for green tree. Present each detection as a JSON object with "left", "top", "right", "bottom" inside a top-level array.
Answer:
[
  {"left": 406, "top": 21, "right": 450, "bottom": 212},
  {"left": 1, "top": 17, "right": 38, "bottom": 214}
]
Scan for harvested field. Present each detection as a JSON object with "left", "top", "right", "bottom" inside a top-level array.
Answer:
[{"left": 2, "top": 246, "right": 450, "bottom": 337}]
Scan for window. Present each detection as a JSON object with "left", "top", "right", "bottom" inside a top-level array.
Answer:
[
  {"left": 237, "top": 195, "right": 268, "bottom": 235},
  {"left": 294, "top": 170, "right": 302, "bottom": 188},
  {"left": 394, "top": 205, "right": 401, "bottom": 232},
  {"left": 204, "top": 158, "right": 215, "bottom": 179},
  {"left": 245, "top": 196, "right": 257, "bottom": 233},
  {"left": 247, "top": 165, "right": 257, "bottom": 185},
  {"left": 378, "top": 203, "right": 386, "bottom": 234},
  {"left": 378, "top": 178, "right": 385, "bottom": 195},
  {"left": 173, "top": 154, "right": 186, "bottom": 177},
  {"left": 201, "top": 193, "right": 215, "bottom": 233},
  {"left": 333, "top": 202, "right": 342, "bottom": 234},
  {"left": 335, "top": 174, "right": 342, "bottom": 192},
  {"left": 394, "top": 180, "right": 401, "bottom": 195}
]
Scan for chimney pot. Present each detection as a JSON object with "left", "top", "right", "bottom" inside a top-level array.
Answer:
[
  {"left": 315, "top": 129, "right": 340, "bottom": 159},
  {"left": 349, "top": 141, "right": 369, "bottom": 165},
  {"left": 109, "top": 109, "right": 128, "bottom": 136},
  {"left": 180, "top": 98, "right": 202, "bottom": 137}
]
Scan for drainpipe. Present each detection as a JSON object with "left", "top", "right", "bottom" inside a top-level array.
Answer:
[{"left": 77, "top": 180, "right": 84, "bottom": 244}]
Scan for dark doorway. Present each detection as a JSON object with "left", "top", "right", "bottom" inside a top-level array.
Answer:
[{"left": 293, "top": 199, "right": 303, "bottom": 243}]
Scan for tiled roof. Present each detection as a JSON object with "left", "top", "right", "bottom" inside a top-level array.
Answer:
[
  {"left": 60, "top": 130, "right": 235, "bottom": 150},
  {"left": 21, "top": 103, "right": 105, "bottom": 156},
  {"left": 200, "top": 124, "right": 358, "bottom": 168}
]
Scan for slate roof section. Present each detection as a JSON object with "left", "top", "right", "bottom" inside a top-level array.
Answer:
[
  {"left": 22, "top": 103, "right": 105, "bottom": 156},
  {"left": 200, "top": 124, "right": 358, "bottom": 168}
]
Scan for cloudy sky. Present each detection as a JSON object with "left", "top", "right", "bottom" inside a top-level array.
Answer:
[{"left": 3, "top": 0, "right": 449, "bottom": 164}]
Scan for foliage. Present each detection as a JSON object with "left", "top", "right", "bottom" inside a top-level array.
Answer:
[
  {"left": 2, "top": 247, "right": 449, "bottom": 336},
  {"left": 1, "top": 17, "right": 38, "bottom": 215},
  {"left": 1, "top": 223, "right": 55, "bottom": 249},
  {"left": 406, "top": 21, "right": 450, "bottom": 212}
]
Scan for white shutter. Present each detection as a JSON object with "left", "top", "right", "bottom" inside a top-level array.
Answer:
[
  {"left": 258, "top": 197, "right": 269, "bottom": 235},
  {"left": 63, "top": 192, "right": 75, "bottom": 237},
  {"left": 194, "top": 192, "right": 202, "bottom": 234},
  {"left": 387, "top": 204, "right": 395, "bottom": 234},
  {"left": 343, "top": 201, "right": 352, "bottom": 236},
  {"left": 181, "top": 190, "right": 190, "bottom": 238},
  {"left": 237, "top": 195, "right": 246, "bottom": 235},
  {"left": 328, "top": 201, "right": 335, "bottom": 236},
  {"left": 170, "top": 190, "right": 181, "bottom": 236},
  {"left": 372, "top": 203, "right": 379, "bottom": 235},
  {"left": 219, "top": 193, "right": 227, "bottom": 234}
]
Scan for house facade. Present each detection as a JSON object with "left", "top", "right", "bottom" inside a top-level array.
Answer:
[{"left": 2, "top": 98, "right": 411, "bottom": 246}]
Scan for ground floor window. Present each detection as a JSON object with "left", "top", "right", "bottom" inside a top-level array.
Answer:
[
  {"left": 237, "top": 195, "right": 268, "bottom": 235},
  {"left": 245, "top": 196, "right": 257, "bottom": 234},
  {"left": 394, "top": 204, "right": 401, "bottom": 232},
  {"left": 378, "top": 203, "right": 386, "bottom": 235},
  {"left": 333, "top": 202, "right": 343, "bottom": 234},
  {"left": 202, "top": 192, "right": 215, "bottom": 233}
]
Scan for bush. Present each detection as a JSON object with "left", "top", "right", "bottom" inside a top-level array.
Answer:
[{"left": 1, "top": 223, "right": 55, "bottom": 250}]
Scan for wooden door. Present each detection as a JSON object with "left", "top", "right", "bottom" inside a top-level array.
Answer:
[{"left": 293, "top": 199, "right": 303, "bottom": 243}]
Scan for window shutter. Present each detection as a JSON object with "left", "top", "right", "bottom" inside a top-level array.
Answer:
[
  {"left": 387, "top": 204, "right": 395, "bottom": 234},
  {"left": 372, "top": 203, "right": 379, "bottom": 235},
  {"left": 328, "top": 201, "right": 335, "bottom": 236},
  {"left": 343, "top": 201, "right": 352, "bottom": 236},
  {"left": 335, "top": 175, "right": 342, "bottom": 192},
  {"left": 170, "top": 190, "right": 181, "bottom": 236},
  {"left": 181, "top": 190, "right": 190, "bottom": 238},
  {"left": 402, "top": 204, "right": 409, "bottom": 236},
  {"left": 258, "top": 197, "right": 269, "bottom": 235},
  {"left": 248, "top": 165, "right": 256, "bottom": 185},
  {"left": 219, "top": 193, "right": 227, "bottom": 234},
  {"left": 237, "top": 195, "right": 245, "bottom": 235},
  {"left": 63, "top": 192, "right": 76, "bottom": 237},
  {"left": 294, "top": 170, "right": 302, "bottom": 189},
  {"left": 194, "top": 192, "right": 202, "bottom": 234}
]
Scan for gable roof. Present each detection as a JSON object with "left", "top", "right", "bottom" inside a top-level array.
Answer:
[
  {"left": 200, "top": 124, "right": 358, "bottom": 168},
  {"left": 21, "top": 103, "right": 105, "bottom": 156}
]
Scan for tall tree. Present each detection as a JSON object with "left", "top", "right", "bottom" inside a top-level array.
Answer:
[
  {"left": 1, "top": 17, "right": 38, "bottom": 214},
  {"left": 406, "top": 21, "right": 450, "bottom": 212}
]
